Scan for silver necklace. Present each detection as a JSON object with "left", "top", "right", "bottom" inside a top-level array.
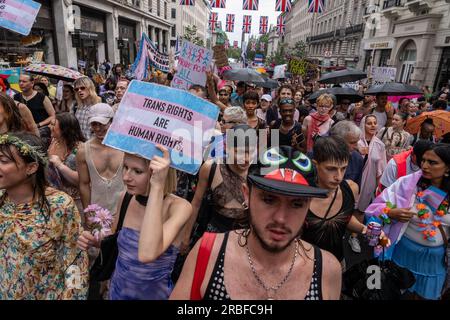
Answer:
[{"left": 246, "top": 240, "right": 299, "bottom": 300}]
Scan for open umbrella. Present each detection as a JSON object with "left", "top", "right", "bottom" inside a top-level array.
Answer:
[
  {"left": 222, "top": 68, "right": 265, "bottom": 82},
  {"left": 23, "top": 64, "right": 84, "bottom": 82},
  {"left": 365, "top": 82, "right": 423, "bottom": 96},
  {"left": 307, "top": 87, "right": 364, "bottom": 104},
  {"left": 405, "top": 110, "right": 450, "bottom": 139},
  {"left": 254, "top": 78, "right": 278, "bottom": 89},
  {"left": 319, "top": 68, "right": 367, "bottom": 84}
]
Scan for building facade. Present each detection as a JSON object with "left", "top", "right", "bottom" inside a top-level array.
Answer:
[
  {"left": 175, "top": 0, "right": 211, "bottom": 48},
  {"left": 0, "top": 0, "right": 173, "bottom": 70},
  {"left": 267, "top": 26, "right": 281, "bottom": 57},
  {"left": 284, "top": 0, "right": 314, "bottom": 45},
  {"left": 306, "top": 0, "right": 367, "bottom": 68},
  {"left": 361, "top": 0, "right": 450, "bottom": 89}
]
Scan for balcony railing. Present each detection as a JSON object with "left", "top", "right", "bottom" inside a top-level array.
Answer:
[
  {"left": 345, "top": 23, "right": 364, "bottom": 35},
  {"left": 308, "top": 31, "right": 335, "bottom": 42},
  {"left": 383, "top": 0, "right": 402, "bottom": 9},
  {"left": 364, "top": 5, "right": 380, "bottom": 15}
]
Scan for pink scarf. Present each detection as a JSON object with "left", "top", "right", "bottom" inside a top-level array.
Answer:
[{"left": 306, "top": 112, "right": 331, "bottom": 152}]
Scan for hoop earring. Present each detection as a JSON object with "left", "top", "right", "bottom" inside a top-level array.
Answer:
[{"left": 242, "top": 201, "right": 248, "bottom": 210}]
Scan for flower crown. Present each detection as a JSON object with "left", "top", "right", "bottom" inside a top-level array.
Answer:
[{"left": 0, "top": 134, "right": 48, "bottom": 166}]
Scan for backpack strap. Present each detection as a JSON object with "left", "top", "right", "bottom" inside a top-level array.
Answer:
[
  {"left": 208, "top": 162, "right": 217, "bottom": 189},
  {"left": 190, "top": 232, "right": 217, "bottom": 300}
]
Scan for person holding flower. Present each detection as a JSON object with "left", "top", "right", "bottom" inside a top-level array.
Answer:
[
  {"left": 0, "top": 132, "right": 88, "bottom": 299},
  {"left": 365, "top": 143, "right": 450, "bottom": 300},
  {"left": 77, "top": 145, "right": 192, "bottom": 300}
]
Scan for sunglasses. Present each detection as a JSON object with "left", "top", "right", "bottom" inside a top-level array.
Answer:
[
  {"left": 220, "top": 119, "right": 237, "bottom": 125},
  {"left": 74, "top": 86, "right": 86, "bottom": 92}
]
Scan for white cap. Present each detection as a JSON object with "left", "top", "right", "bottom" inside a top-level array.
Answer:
[
  {"left": 261, "top": 94, "right": 272, "bottom": 102},
  {"left": 88, "top": 103, "right": 114, "bottom": 125}
]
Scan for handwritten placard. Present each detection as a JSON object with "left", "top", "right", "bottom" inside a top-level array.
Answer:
[
  {"left": 171, "top": 40, "right": 212, "bottom": 91},
  {"left": 104, "top": 80, "right": 220, "bottom": 174},
  {"left": 370, "top": 66, "right": 397, "bottom": 84},
  {"left": 0, "top": 0, "right": 41, "bottom": 36}
]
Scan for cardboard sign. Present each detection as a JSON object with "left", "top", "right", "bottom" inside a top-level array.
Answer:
[
  {"left": 103, "top": 80, "right": 220, "bottom": 175},
  {"left": 289, "top": 58, "right": 314, "bottom": 76},
  {"left": 213, "top": 45, "right": 229, "bottom": 68},
  {"left": 171, "top": 40, "right": 213, "bottom": 91},
  {"left": 370, "top": 66, "right": 396, "bottom": 84},
  {"left": 273, "top": 64, "right": 286, "bottom": 79},
  {"left": 0, "top": 0, "right": 41, "bottom": 35}
]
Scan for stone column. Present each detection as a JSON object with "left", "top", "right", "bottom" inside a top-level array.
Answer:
[
  {"left": 106, "top": 8, "right": 119, "bottom": 64},
  {"left": 158, "top": 28, "right": 163, "bottom": 51},
  {"left": 52, "top": 0, "right": 77, "bottom": 68}
]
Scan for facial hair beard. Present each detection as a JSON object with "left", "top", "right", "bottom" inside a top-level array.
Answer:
[{"left": 248, "top": 201, "right": 300, "bottom": 254}]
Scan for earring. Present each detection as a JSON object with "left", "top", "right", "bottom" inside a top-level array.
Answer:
[{"left": 242, "top": 201, "right": 249, "bottom": 210}]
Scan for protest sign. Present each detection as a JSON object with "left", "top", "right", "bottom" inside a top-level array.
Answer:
[
  {"left": 370, "top": 67, "right": 396, "bottom": 84},
  {"left": 131, "top": 33, "right": 170, "bottom": 80},
  {"left": 0, "top": 67, "right": 20, "bottom": 91},
  {"left": 0, "top": 0, "right": 41, "bottom": 36},
  {"left": 213, "top": 45, "right": 229, "bottom": 68},
  {"left": 171, "top": 40, "right": 213, "bottom": 91},
  {"left": 273, "top": 64, "right": 286, "bottom": 79},
  {"left": 103, "top": 80, "right": 220, "bottom": 175}
]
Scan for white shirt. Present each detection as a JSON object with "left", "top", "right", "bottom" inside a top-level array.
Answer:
[{"left": 380, "top": 155, "right": 420, "bottom": 188}]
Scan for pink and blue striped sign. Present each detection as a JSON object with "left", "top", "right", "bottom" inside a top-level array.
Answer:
[
  {"left": 0, "top": 0, "right": 41, "bottom": 36},
  {"left": 104, "top": 80, "right": 220, "bottom": 175}
]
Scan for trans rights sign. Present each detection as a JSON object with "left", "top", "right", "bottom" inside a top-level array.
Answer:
[
  {"left": 103, "top": 80, "right": 220, "bottom": 175},
  {"left": 171, "top": 39, "right": 213, "bottom": 91},
  {"left": 0, "top": 0, "right": 41, "bottom": 36}
]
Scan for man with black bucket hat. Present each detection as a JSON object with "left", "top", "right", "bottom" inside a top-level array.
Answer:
[{"left": 170, "top": 146, "right": 342, "bottom": 300}]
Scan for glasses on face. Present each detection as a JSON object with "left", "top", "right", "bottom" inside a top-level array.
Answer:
[
  {"left": 220, "top": 119, "right": 237, "bottom": 125},
  {"left": 74, "top": 86, "right": 86, "bottom": 92},
  {"left": 279, "top": 98, "right": 294, "bottom": 105}
]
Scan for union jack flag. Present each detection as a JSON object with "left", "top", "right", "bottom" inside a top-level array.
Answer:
[
  {"left": 242, "top": 15, "right": 252, "bottom": 33},
  {"left": 243, "top": 0, "right": 258, "bottom": 10},
  {"left": 277, "top": 15, "right": 286, "bottom": 35},
  {"left": 210, "top": 0, "right": 226, "bottom": 8},
  {"left": 308, "top": 0, "right": 324, "bottom": 13},
  {"left": 233, "top": 41, "right": 238, "bottom": 49},
  {"left": 226, "top": 14, "right": 235, "bottom": 32},
  {"left": 259, "top": 16, "right": 268, "bottom": 34},
  {"left": 209, "top": 12, "right": 218, "bottom": 31},
  {"left": 250, "top": 42, "right": 256, "bottom": 52},
  {"left": 224, "top": 40, "right": 229, "bottom": 49},
  {"left": 260, "top": 42, "right": 265, "bottom": 51},
  {"left": 179, "top": 0, "right": 195, "bottom": 5},
  {"left": 275, "top": 0, "right": 291, "bottom": 12}
]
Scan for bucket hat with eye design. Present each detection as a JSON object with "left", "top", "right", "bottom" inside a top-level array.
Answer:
[{"left": 247, "top": 146, "right": 328, "bottom": 198}]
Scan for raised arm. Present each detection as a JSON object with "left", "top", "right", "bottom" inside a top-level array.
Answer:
[{"left": 138, "top": 145, "right": 193, "bottom": 263}]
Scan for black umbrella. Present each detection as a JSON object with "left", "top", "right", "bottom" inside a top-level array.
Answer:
[
  {"left": 254, "top": 78, "right": 278, "bottom": 89},
  {"left": 365, "top": 82, "right": 423, "bottom": 96},
  {"left": 319, "top": 68, "right": 367, "bottom": 84},
  {"left": 307, "top": 87, "right": 364, "bottom": 104},
  {"left": 222, "top": 68, "right": 265, "bottom": 82}
]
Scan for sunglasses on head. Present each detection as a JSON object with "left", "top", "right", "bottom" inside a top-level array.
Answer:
[{"left": 74, "top": 86, "right": 86, "bottom": 92}]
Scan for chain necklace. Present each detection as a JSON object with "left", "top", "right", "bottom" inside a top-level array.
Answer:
[{"left": 246, "top": 239, "right": 299, "bottom": 300}]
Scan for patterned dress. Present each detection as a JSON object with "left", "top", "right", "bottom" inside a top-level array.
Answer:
[{"left": 0, "top": 188, "right": 89, "bottom": 300}]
